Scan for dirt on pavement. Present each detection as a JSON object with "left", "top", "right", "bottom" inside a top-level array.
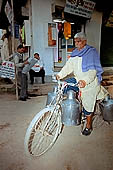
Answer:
[{"left": 0, "top": 94, "right": 113, "bottom": 170}]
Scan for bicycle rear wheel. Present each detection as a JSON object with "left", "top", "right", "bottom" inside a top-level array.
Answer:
[
  {"left": 92, "top": 102, "right": 104, "bottom": 128},
  {"left": 80, "top": 102, "right": 104, "bottom": 132},
  {"left": 24, "top": 106, "right": 62, "bottom": 157}
]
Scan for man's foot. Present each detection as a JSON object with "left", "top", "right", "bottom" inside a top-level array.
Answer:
[
  {"left": 82, "top": 127, "right": 92, "bottom": 136},
  {"left": 26, "top": 96, "right": 31, "bottom": 99},
  {"left": 19, "top": 97, "right": 26, "bottom": 101}
]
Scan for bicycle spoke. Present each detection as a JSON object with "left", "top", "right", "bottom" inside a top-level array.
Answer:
[{"left": 32, "top": 135, "right": 45, "bottom": 154}]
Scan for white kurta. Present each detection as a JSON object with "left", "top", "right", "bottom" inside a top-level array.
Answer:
[{"left": 58, "top": 57, "right": 108, "bottom": 112}]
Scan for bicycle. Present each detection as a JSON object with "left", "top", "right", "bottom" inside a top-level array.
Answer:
[{"left": 24, "top": 80, "right": 105, "bottom": 157}]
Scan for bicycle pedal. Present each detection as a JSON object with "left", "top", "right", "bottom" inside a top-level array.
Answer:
[
  {"left": 82, "top": 117, "right": 86, "bottom": 121},
  {"left": 63, "top": 96, "right": 67, "bottom": 100}
]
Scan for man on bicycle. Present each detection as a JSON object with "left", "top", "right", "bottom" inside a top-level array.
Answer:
[{"left": 56, "top": 32, "right": 108, "bottom": 136}]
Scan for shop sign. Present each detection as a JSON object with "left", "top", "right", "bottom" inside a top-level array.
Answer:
[
  {"left": 14, "top": 24, "right": 19, "bottom": 39},
  {"left": 0, "top": 61, "right": 15, "bottom": 79},
  {"left": 64, "top": 0, "right": 96, "bottom": 19}
]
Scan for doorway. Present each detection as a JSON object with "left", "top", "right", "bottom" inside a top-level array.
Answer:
[
  {"left": 101, "top": 25, "right": 113, "bottom": 67},
  {"left": 54, "top": 22, "right": 82, "bottom": 71}
]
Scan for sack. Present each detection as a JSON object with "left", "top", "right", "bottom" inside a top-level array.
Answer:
[
  {"left": 22, "top": 58, "right": 37, "bottom": 74},
  {"left": 102, "top": 96, "right": 113, "bottom": 121}
]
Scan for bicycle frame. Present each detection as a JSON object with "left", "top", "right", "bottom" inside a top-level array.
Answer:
[{"left": 43, "top": 81, "right": 66, "bottom": 133}]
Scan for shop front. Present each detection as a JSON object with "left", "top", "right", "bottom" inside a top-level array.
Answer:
[{"left": 30, "top": 0, "right": 102, "bottom": 77}]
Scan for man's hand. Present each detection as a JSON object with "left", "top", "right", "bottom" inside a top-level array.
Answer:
[
  {"left": 34, "top": 65, "right": 40, "bottom": 67},
  {"left": 56, "top": 75, "right": 60, "bottom": 80},
  {"left": 78, "top": 80, "right": 86, "bottom": 88},
  {"left": 24, "top": 57, "right": 28, "bottom": 62},
  {"left": 24, "top": 61, "right": 29, "bottom": 65}
]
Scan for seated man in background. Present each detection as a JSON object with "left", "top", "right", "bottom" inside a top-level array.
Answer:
[{"left": 29, "top": 53, "right": 45, "bottom": 84}]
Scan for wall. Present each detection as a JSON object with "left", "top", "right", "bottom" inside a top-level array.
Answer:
[
  {"left": 31, "top": 0, "right": 54, "bottom": 75},
  {"left": 85, "top": 10, "right": 102, "bottom": 54}
]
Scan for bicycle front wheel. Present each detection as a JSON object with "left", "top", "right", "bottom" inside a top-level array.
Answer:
[{"left": 24, "top": 106, "right": 62, "bottom": 157}]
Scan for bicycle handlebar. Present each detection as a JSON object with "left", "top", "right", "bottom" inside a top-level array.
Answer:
[
  {"left": 52, "top": 75, "right": 79, "bottom": 88},
  {"left": 53, "top": 79, "right": 79, "bottom": 87},
  {"left": 58, "top": 80, "right": 78, "bottom": 87}
]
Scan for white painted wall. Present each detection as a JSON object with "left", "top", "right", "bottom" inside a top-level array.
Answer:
[
  {"left": 85, "top": 10, "right": 102, "bottom": 54},
  {"left": 31, "top": 0, "right": 54, "bottom": 75}
]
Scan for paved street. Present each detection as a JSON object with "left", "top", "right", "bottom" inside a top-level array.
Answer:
[{"left": 0, "top": 93, "right": 113, "bottom": 170}]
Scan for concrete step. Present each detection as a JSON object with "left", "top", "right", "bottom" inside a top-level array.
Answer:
[
  {"left": 0, "top": 76, "right": 57, "bottom": 95},
  {"left": 1, "top": 72, "right": 113, "bottom": 97},
  {"left": 0, "top": 84, "right": 15, "bottom": 94},
  {"left": 0, "top": 82, "right": 57, "bottom": 96},
  {"left": 28, "top": 82, "right": 57, "bottom": 95}
]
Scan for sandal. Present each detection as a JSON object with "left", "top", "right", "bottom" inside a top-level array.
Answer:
[{"left": 82, "top": 127, "right": 92, "bottom": 136}]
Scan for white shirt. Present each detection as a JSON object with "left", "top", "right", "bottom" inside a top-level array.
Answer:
[{"left": 31, "top": 59, "right": 44, "bottom": 72}]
